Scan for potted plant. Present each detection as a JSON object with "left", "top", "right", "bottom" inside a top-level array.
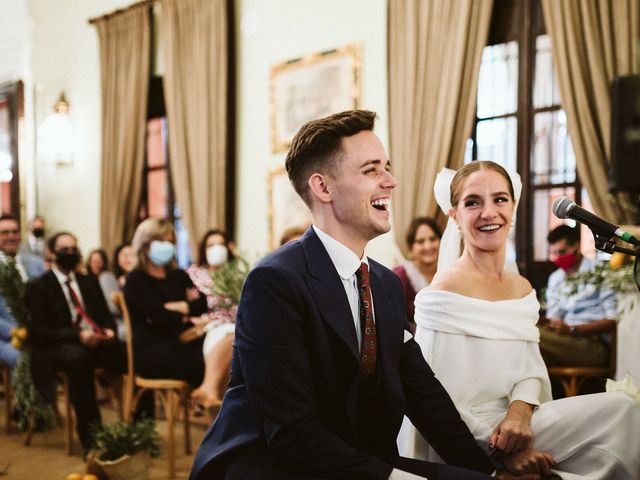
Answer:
[{"left": 86, "top": 419, "right": 160, "bottom": 480}]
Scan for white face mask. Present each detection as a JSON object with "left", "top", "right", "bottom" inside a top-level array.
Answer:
[{"left": 206, "top": 244, "right": 228, "bottom": 267}]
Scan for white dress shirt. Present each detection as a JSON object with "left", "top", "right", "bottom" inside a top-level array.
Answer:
[
  {"left": 312, "top": 226, "right": 425, "bottom": 480},
  {"left": 52, "top": 266, "right": 85, "bottom": 320}
]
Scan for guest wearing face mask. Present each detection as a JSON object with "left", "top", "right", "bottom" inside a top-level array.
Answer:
[
  {"left": 26, "top": 231, "right": 126, "bottom": 455},
  {"left": 124, "top": 218, "right": 208, "bottom": 393},
  {"left": 540, "top": 225, "right": 616, "bottom": 378},
  {"left": 186, "top": 230, "right": 237, "bottom": 410},
  {"left": 20, "top": 215, "right": 47, "bottom": 259}
]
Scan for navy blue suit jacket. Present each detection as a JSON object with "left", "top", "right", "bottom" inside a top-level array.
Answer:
[{"left": 190, "top": 228, "right": 493, "bottom": 479}]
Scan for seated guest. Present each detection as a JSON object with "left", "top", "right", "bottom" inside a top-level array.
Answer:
[
  {"left": 393, "top": 217, "right": 441, "bottom": 331},
  {"left": 186, "top": 230, "right": 237, "bottom": 409},
  {"left": 190, "top": 111, "right": 505, "bottom": 480},
  {"left": 124, "top": 218, "right": 207, "bottom": 390},
  {"left": 19, "top": 215, "right": 46, "bottom": 259},
  {"left": 540, "top": 225, "right": 616, "bottom": 370},
  {"left": 26, "top": 231, "right": 126, "bottom": 454},
  {"left": 0, "top": 215, "right": 46, "bottom": 369},
  {"left": 410, "top": 161, "right": 640, "bottom": 477},
  {"left": 87, "top": 249, "right": 122, "bottom": 339},
  {"left": 113, "top": 243, "right": 135, "bottom": 288}
]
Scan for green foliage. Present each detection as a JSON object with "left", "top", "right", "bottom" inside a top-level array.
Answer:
[
  {"left": 91, "top": 419, "right": 161, "bottom": 461},
  {"left": 563, "top": 263, "right": 636, "bottom": 295},
  {"left": 10, "top": 353, "right": 56, "bottom": 431},
  {"left": 0, "top": 258, "right": 56, "bottom": 431},
  {"left": 0, "top": 259, "right": 28, "bottom": 326},
  {"left": 210, "top": 257, "right": 251, "bottom": 306}
]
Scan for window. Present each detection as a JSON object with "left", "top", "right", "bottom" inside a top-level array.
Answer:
[
  {"left": 468, "top": 0, "right": 594, "bottom": 287},
  {"left": 140, "top": 77, "right": 192, "bottom": 268},
  {"left": 0, "top": 81, "right": 22, "bottom": 217}
]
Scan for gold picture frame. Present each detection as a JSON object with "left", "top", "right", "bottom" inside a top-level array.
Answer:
[
  {"left": 267, "top": 166, "right": 312, "bottom": 250},
  {"left": 270, "top": 43, "right": 362, "bottom": 153}
]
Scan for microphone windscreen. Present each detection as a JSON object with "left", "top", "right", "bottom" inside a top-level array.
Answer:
[{"left": 552, "top": 196, "right": 573, "bottom": 219}]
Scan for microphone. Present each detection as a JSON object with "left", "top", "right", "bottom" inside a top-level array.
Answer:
[{"left": 552, "top": 196, "right": 640, "bottom": 247}]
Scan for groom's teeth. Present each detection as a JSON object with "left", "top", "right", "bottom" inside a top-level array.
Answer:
[
  {"left": 478, "top": 225, "right": 500, "bottom": 231},
  {"left": 371, "top": 198, "right": 390, "bottom": 211}
]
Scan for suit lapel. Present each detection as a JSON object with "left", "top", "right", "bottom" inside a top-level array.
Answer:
[
  {"left": 301, "top": 229, "right": 360, "bottom": 361},
  {"left": 47, "top": 270, "right": 73, "bottom": 323}
]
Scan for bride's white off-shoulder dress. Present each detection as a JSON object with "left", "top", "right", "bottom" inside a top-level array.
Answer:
[{"left": 405, "top": 289, "right": 640, "bottom": 480}]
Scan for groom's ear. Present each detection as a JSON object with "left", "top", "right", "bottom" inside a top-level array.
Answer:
[{"left": 308, "top": 173, "right": 332, "bottom": 204}]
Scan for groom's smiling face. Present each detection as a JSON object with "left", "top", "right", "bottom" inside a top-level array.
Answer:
[
  {"left": 452, "top": 169, "right": 514, "bottom": 253},
  {"left": 325, "top": 131, "right": 397, "bottom": 243}
]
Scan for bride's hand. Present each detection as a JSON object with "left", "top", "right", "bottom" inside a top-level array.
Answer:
[{"left": 490, "top": 400, "right": 534, "bottom": 454}]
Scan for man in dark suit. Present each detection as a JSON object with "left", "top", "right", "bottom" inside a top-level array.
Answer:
[
  {"left": 26, "top": 231, "right": 126, "bottom": 454},
  {"left": 190, "top": 111, "right": 530, "bottom": 479}
]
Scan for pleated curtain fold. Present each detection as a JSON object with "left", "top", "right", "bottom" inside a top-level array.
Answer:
[
  {"left": 161, "top": 0, "right": 228, "bottom": 255},
  {"left": 388, "top": 0, "right": 494, "bottom": 253},
  {"left": 96, "top": 5, "right": 150, "bottom": 256},
  {"left": 541, "top": 0, "right": 639, "bottom": 224}
]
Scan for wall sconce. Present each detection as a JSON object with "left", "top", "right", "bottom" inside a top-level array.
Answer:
[{"left": 38, "top": 92, "right": 74, "bottom": 166}]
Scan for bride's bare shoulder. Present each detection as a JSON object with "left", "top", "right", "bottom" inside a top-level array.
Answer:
[
  {"left": 428, "top": 266, "right": 471, "bottom": 295},
  {"left": 509, "top": 272, "right": 534, "bottom": 295}
]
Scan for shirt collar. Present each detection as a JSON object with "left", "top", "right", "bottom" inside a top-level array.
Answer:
[
  {"left": 52, "top": 266, "right": 75, "bottom": 285},
  {"left": 312, "top": 225, "right": 368, "bottom": 280}
]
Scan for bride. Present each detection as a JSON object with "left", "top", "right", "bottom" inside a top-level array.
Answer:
[{"left": 409, "top": 160, "right": 640, "bottom": 478}]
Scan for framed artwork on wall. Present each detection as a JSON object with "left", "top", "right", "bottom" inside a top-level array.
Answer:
[
  {"left": 270, "top": 43, "right": 362, "bottom": 153},
  {"left": 267, "top": 166, "right": 312, "bottom": 250}
]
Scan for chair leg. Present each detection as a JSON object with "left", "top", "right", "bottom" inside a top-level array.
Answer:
[
  {"left": 61, "top": 374, "right": 74, "bottom": 455},
  {"left": 159, "top": 389, "right": 178, "bottom": 479},
  {"left": 2, "top": 364, "right": 12, "bottom": 434},
  {"left": 181, "top": 388, "right": 191, "bottom": 455}
]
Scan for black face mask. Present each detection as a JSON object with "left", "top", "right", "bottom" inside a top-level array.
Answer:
[
  {"left": 32, "top": 228, "right": 45, "bottom": 238},
  {"left": 56, "top": 249, "right": 81, "bottom": 271}
]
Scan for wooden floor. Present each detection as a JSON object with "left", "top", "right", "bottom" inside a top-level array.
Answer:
[{"left": 0, "top": 395, "right": 214, "bottom": 479}]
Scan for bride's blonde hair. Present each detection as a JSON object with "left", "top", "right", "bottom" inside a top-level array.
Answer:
[{"left": 450, "top": 161, "right": 514, "bottom": 207}]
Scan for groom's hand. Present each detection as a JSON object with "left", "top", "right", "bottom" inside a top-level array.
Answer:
[{"left": 495, "top": 471, "right": 540, "bottom": 480}]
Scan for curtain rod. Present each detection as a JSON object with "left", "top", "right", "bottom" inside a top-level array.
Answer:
[{"left": 88, "top": 0, "right": 158, "bottom": 25}]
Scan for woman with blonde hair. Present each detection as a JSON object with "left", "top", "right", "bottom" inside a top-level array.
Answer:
[{"left": 124, "top": 218, "right": 208, "bottom": 389}]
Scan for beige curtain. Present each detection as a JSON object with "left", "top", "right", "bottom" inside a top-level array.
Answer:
[
  {"left": 388, "top": 0, "right": 494, "bottom": 252},
  {"left": 96, "top": 6, "right": 150, "bottom": 256},
  {"left": 542, "top": 0, "right": 639, "bottom": 223},
  {"left": 161, "top": 0, "right": 228, "bottom": 255}
]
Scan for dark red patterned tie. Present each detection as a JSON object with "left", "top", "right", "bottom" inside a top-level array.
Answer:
[
  {"left": 355, "top": 263, "right": 377, "bottom": 375},
  {"left": 65, "top": 278, "right": 102, "bottom": 333}
]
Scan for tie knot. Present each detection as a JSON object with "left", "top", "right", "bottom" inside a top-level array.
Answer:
[{"left": 356, "top": 262, "right": 369, "bottom": 285}]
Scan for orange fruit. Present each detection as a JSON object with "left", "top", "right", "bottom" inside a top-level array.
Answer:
[
  {"left": 14, "top": 327, "right": 28, "bottom": 341},
  {"left": 10, "top": 337, "right": 22, "bottom": 350},
  {"left": 66, "top": 474, "right": 82, "bottom": 480},
  {"left": 83, "top": 475, "right": 99, "bottom": 480}
]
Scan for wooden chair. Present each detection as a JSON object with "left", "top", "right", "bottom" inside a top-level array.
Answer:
[
  {"left": 112, "top": 291, "right": 191, "bottom": 479},
  {"left": 547, "top": 329, "right": 617, "bottom": 397},
  {"left": 1, "top": 361, "right": 13, "bottom": 434},
  {"left": 24, "top": 368, "right": 122, "bottom": 455}
]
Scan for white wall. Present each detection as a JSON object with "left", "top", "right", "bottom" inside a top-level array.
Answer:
[
  {"left": 234, "top": 0, "right": 402, "bottom": 266},
  {"left": 28, "top": 0, "right": 133, "bottom": 254}
]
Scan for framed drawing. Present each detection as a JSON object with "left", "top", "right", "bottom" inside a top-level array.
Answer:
[
  {"left": 270, "top": 43, "right": 362, "bottom": 153},
  {"left": 267, "top": 166, "right": 312, "bottom": 250}
]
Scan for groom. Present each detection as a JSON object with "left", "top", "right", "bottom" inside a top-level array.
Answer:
[{"left": 190, "top": 110, "right": 513, "bottom": 479}]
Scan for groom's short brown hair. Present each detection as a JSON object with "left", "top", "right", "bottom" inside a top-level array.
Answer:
[{"left": 285, "top": 110, "right": 377, "bottom": 207}]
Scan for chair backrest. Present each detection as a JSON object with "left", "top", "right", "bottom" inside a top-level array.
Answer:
[{"left": 111, "top": 291, "right": 135, "bottom": 383}]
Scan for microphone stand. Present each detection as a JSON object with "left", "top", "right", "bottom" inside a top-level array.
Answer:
[{"left": 591, "top": 231, "right": 640, "bottom": 293}]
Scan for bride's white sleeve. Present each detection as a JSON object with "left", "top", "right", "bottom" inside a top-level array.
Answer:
[{"left": 508, "top": 342, "right": 553, "bottom": 406}]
